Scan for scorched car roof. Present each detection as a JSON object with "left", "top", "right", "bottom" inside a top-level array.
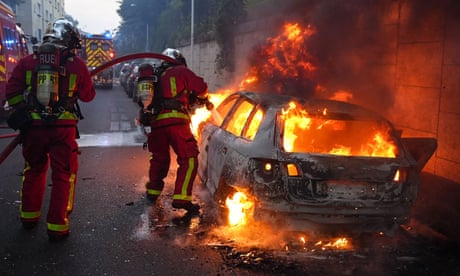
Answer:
[{"left": 236, "top": 91, "right": 389, "bottom": 122}]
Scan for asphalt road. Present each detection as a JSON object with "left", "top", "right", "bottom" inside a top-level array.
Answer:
[{"left": 1, "top": 84, "right": 460, "bottom": 275}]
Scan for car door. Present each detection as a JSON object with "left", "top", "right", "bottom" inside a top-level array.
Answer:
[{"left": 198, "top": 94, "right": 239, "bottom": 194}]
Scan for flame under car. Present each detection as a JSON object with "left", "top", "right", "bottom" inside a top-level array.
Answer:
[{"left": 197, "top": 91, "right": 437, "bottom": 234}]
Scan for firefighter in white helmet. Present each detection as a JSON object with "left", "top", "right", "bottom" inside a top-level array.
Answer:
[
  {"left": 141, "top": 48, "right": 210, "bottom": 214},
  {"left": 5, "top": 18, "right": 96, "bottom": 242}
]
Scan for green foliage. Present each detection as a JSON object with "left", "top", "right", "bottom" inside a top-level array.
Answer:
[
  {"left": 115, "top": 0, "right": 246, "bottom": 72},
  {"left": 215, "top": 0, "right": 246, "bottom": 72}
]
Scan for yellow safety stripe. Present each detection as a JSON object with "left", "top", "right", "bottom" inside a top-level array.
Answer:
[
  {"left": 20, "top": 162, "right": 41, "bottom": 219},
  {"left": 173, "top": 194, "right": 192, "bottom": 201},
  {"left": 57, "top": 111, "right": 77, "bottom": 120},
  {"left": 47, "top": 219, "right": 70, "bottom": 232},
  {"left": 26, "top": 70, "right": 32, "bottom": 91},
  {"left": 155, "top": 111, "right": 190, "bottom": 121},
  {"left": 30, "top": 112, "right": 41, "bottom": 119},
  {"left": 146, "top": 189, "right": 162, "bottom": 196},
  {"left": 8, "top": 94, "right": 24, "bottom": 105},
  {"left": 20, "top": 210, "right": 41, "bottom": 219},
  {"left": 172, "top": 157, "right": 195, "bottom": 201},
  {"left": 170, "top": 77, "right": 177, "bottom": 97},
  {"left": 67, "top": 173, "right": 76, "bottom": 212},
  {"left": 30, "top": 111, "right": 77, "bottom": 120},
  {"left": 68, "top": 74, "right": 77, "bottom": 97},
  {"left": 7, "top": 70, "right": 32, "bottom": 105},
  {"left": 182, "top": 157, "right": 195, "bottom": 195}
]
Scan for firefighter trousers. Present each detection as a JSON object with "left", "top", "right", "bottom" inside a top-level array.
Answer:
[
  {"left": 20, "top": 126, "right": 78, "bottom": 235},
  {"left": 146, "top": 123, "right": 199, "bottom": 204}
]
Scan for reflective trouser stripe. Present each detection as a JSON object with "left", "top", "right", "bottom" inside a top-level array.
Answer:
[
  {"left": 146, "top": 188, "right": 162, "bottom": 196},
  {"left": 47, "top": 219, "right": 69, "bottom": 232},
  {"left": 21, "top": 210, "right": 41, "bottom": 219},
  {"left": 172, "top": 157, "right": 195, "bottom": 201},
  {"left": 173, "top": 194, "right": 192, "bottom": 201},
  {"left": 67, "top": 173, "right": 76, "bottom": 212},
  {"left": 20, "top": 163, "right": 41, "bottom": 220}
]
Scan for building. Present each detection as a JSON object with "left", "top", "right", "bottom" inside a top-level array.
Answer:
[{"left": 13, "top": 0, "right": 65, "bottom": 45}]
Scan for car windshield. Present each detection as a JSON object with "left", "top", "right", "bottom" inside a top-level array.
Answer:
[{"left": 280, "top": 102, "right": 399, "bottom": 158}]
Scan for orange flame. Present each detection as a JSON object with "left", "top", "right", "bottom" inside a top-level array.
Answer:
[
  {"left": 190, "top": 92, "right": 228, "bottom": 136},
  {"left": 225, "top": 192, "right": 255, "bottom": 226},
  {"left": 240, "top": 22, "right": 317, "bottom": 92},
  {"left": 280, "top": 101, "right": 397, "bottom": 158}
]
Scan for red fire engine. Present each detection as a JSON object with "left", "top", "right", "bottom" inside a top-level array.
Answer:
[{"left": 0, "top": 0, "right": 29, "bottom": 117}]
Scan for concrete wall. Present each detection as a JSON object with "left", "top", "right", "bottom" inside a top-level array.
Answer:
[{"left": 180, "top": 0, "right": 460, "bottom": 184}]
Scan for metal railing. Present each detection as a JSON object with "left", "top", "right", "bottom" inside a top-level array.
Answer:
[{"left": 0, "top": 125, "right": 20, "bottom": 166}]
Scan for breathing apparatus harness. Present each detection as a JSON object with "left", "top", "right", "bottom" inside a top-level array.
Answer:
[
  {"left": 30, "top": 42, "right": 83, "bottom": 124},
  {"left": 137, "top": 62, "right": 184, "bottom": 127},
  {"left": 138, "top": 62, "right": 213, "bottom": 129}
]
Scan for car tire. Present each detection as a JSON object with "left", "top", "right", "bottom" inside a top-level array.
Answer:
[{"left": 213, "top": 183, "right": 237, "bottom": 226}]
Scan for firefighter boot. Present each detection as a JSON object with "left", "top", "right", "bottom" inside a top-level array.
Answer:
[
  {"left": 22, "top": 220, "right": 38, "bottom": 230},
  {"left": 146, "top": 194, "right": 158, "bottom": 203},
  {"left": 172, "top": 201, "right": 200, "bottom": 216},
  {"left": 48, "top": 231, "right": 69, "bottom": 242}
]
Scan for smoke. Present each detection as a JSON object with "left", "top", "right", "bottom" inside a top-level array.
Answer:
[
  {"left": 238, "top": 0, "right": 397, "bottom": 113},
  {"left": 241, "top": 0, "right": 451, "bottom": 114}
]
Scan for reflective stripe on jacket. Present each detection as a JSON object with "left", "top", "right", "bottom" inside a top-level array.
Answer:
[{"left": 151, "top": 65, "right": 207, "bottom": 129}]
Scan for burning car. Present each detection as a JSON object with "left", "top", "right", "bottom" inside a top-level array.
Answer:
[{"left": 197, "top": 91, "right": 437, "bottom": 234}]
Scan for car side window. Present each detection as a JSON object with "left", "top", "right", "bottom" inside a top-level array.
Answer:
[
  {"left": 224, "top": 100, "right": 255, "bottom": 137},
  {"left": 243, "top": 107, "right": 263, "bottom": 140},
  {"left": 214, "top": 96, "right": 238, "bottom": 126}
]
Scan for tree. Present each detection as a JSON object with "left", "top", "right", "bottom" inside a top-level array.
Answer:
[
  {"left": 115, "top": 0, "right": 247, "bottom": 73},
  {"left": 215, "top": 0, "right": 247, "bottom": 72}
]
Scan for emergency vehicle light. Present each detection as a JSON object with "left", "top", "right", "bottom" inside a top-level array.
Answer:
[{"left": 104, "top": 31, "right": 112, "bottom": 39}]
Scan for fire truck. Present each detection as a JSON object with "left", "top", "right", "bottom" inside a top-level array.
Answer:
[
  {"left": 0, "top": 0, "right": 29, "bottom": 117},
  {"left": 78, "top": 31, "right": 115, "bottom": 89}
]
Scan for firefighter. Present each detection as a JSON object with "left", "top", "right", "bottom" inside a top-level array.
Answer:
[
  {"left": 141, "top": 48, "right": 209, "bottom": 214},
  {"left": 5, "top": 18, "right": 96, "bottom": 242}
]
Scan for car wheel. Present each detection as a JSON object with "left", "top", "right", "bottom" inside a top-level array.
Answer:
[{"left": 213, "top": 183, "right": 237, "bottom": 226}]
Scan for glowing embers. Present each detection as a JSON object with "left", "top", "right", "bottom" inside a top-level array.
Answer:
[
  {"left": 281, "top": 101, "right": 398, "bottom": 158},
  {"left": 287, "top": 235, "right": 353, "bottom": 252},
  {"left": 226, "top": 192, "right": 255, "bottom": 227}
]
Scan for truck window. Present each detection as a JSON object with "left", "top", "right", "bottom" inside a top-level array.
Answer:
[
  {"left": 102, "top": 43, "right": 110, "bottom": 51},
  {"left": 90, "top": 42, "right": 98, "bottom": 50}
]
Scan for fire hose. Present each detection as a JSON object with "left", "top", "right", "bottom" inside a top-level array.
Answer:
[{"left": 0, "top": 52, "right": 180, "bottom": 166}]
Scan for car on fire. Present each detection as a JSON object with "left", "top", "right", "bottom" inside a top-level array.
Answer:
[{"left": 197, "top": 91, "right": 437, "bottom": 234}]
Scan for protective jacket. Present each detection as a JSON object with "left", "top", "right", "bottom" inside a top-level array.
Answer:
[
  {"left": 151, "top": 64, "right": 208, "bottom": 128},
  {"left": 6, "top": 50, "right": 95, "bottom": 126}
]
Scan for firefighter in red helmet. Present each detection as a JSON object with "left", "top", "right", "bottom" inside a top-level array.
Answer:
[
  {"left": 140, "top": 48, "right": 209, "bottom": 214},
  {"left": 5, "top": 18, "right": 96, "bottom": 242}
]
